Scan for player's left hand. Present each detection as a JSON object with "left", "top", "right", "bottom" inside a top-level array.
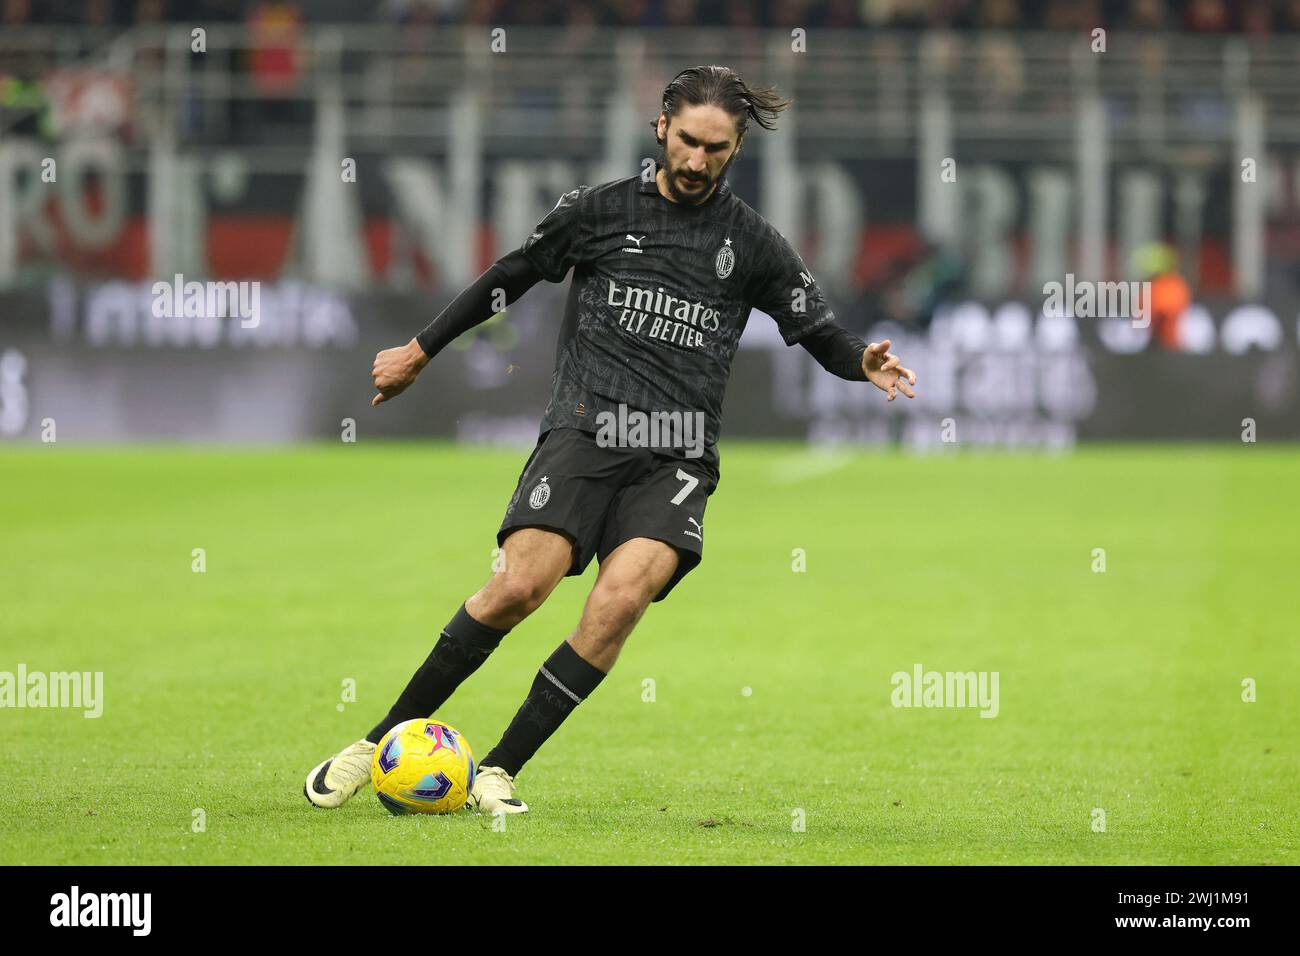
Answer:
[{"left": 862, "top": 338, "right": 917, "bottom": 402}]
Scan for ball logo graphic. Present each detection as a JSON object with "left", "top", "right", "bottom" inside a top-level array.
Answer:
[
  {"left": 371, "top": 718, "right": 476, "bottom": 815},
  {"left": 529, "top": 478, "right": 551, "bottom": 509}
]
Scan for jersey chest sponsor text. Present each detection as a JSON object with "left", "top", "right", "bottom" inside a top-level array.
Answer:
[{"left": 605, "top": 277, "right": 734, "bottom": 351}]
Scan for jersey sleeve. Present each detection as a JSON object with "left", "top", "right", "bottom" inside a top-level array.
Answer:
[
  {"left": 414, "top": 248, "right": 544, "bottom": 359},
  {"left": 749, "top": 225, "right": 837, "bottom": 345},
  {"left": 519, "top": 186, "right": 592, "bottom": 283}
]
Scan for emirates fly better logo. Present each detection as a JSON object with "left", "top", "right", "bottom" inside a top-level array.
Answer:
[{"left": 607, "top": 279, "right": 719, "bottom": 350}]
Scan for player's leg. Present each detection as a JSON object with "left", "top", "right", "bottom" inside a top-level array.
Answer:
[
  {"left": 564, "top": 537, "right": 679, "bottom": 671},
  {"left": 363, "top": 526, "right": 575, "bottom": 742},
  {"left": 469, "top": 537, "right": 679, "bottom": 814},
  {"left": 304, "top": 527, "right": 574, "bottom": 809},
  {"left": 305, "top": 427, "right": 635, "bottom": 810}
]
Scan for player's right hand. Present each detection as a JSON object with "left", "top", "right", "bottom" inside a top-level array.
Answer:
[{"left": 371, "top": 338, "right": 430, "bottom": 406}]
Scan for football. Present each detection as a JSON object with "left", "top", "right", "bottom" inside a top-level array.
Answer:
[{"left": 371, "top": 718, "right": 476, "bottom": 815}]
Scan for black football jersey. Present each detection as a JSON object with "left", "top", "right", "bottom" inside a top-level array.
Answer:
[{"left": 520, "top": 168, "right": 836, "bottom": 477}]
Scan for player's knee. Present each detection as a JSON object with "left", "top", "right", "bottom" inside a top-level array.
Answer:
[
  {"left": 593, "top": 586, "right": 646, "bottom": 633},
  {"left": 490, "top": 574, "right": 551, "bottom": 619}
]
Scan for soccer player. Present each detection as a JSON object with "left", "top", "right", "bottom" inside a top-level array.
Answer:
[{"left": 305, "top": 65, "right": 916, "bottom": 814}]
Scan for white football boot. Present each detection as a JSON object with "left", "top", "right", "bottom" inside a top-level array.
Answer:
[
  {"left": 304, "top": 738, "right": 376, "bottom": 809},
  {"left": 469, "top": 765, "right": 528, "bottom": 815}
]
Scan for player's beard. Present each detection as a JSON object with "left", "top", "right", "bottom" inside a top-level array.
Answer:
[{"left": 657, "top": 137, "right": 739, "bottom": 205}]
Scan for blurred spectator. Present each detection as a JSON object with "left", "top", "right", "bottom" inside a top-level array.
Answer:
[
  {"left": 135, "top": 0, "right": 166, "bottom": 23},
  {"left": 1240, "top": 0, "right": 1273, "bottom": 37},
  {"left": 82, "top": 0, "right": 114, "bottom": 27},
  {"left": 0, "top": 70, "right": 50, "bottom": 138},
  {"left": 383, "top": 0, "right": 465, "bottom": 25},
  {"left": 562, "top": 0, "right": 600, "bottom": 31},
  {"left": 1134, "top": 243, "right": 1192, "bottom": 350},
  {"left": 248, "top": 2, "right": 304, "bottom": 97},
  {"left": 770, "top": 0, "right": 809, "bottom": 31},
  {"left": 723, "top": 0, "right": 758, "bottom": 29},
  {"left": 820, "top": 0, "right": 860, "bottom": 29},
  {"left": 1184, "top": 0, "right": 1231, "bottom": 32},
  {"left": 608, "top": 0, "right": 654, "bottom": 28},
  {"left": 1043, "top": 0, "right": 1102, "bottom": 31},
  {"left": 2, "top": 0, "right": 31, "bottom": 26},
  {"left": 887, "top": 0, "right": 932, "bottom": 30},
  {"left": 464, "top": 0, "right": 505, "bottom": 25},
  {"left": 662, "top": 0, "right": 698, "bottom": 29},
  {"left": 977, "top": 0, "right": 1021, "bottom": 30},
  {"left": 1124, "top": 0, "right": 1169, "bottom": 30}
]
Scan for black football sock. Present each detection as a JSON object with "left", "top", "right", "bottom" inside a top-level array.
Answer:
[
  {"left": 366, "top": 604, "right": 510, "bottom": 744},
  {"left": 481, "top": 639, "right": 606, "bottom": 777}
]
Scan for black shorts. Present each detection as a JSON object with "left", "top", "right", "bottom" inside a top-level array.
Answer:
[{"left": 497, "top": 427, "right": 718, "bottom": 602}]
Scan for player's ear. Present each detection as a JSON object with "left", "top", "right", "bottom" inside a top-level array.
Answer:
[{"left": 656, "top": 111, "right": 667, "bottom": 143}]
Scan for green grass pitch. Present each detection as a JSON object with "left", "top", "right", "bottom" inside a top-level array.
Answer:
[{"left": 1, "top": 442, "right": 1296, "bottom": 865}]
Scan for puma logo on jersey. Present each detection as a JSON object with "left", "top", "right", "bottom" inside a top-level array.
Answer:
[
  {"left": 683, "top": 516, "right": 703, "bottom": 541},
  {"left": 622, "top": 234, "right": 647, "bottom": 254}
]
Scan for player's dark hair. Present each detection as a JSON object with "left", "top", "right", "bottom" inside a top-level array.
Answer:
[{"left": 654, "top": 65, "right": 791, "bottom": 143}]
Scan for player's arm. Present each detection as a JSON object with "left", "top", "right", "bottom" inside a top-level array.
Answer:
[
  {"left": 796, "top": 323, "right": 916, "bottom": 401},
  {"left": 754, "top": 222, "right": 917, "bottom": 402},
  {"left": 370, "top": 248, "right": 543, "bottom": 406},
  {"left": 371, "top": 185, "right": 589, "bottom": 406},
  {"left": 797, "top": 321, "right": 867, "bottom": 380}
]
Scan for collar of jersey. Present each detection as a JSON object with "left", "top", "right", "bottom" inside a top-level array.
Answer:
[{"left": 639, "top": 165, "right": 731, "bottom": 207}]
